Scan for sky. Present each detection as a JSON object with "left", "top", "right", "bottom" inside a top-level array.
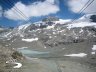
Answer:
[{"left": 0, "top": 0, "right": 96, "bottom": 27}]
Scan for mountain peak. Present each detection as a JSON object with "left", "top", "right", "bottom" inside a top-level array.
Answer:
[
  {"left": 79, "top": 14, "right": 96, "bottom": 22},
  {"left": 42, "top": 16, "right": 59, "bottom": 22}
]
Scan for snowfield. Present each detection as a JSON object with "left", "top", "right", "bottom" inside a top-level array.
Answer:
[
  {"left": 67, "top": 22, "right": 96, "bottom": 28},
  {"left": 22, "top": 38, "right": 38, "bottom": 42},
  {"left": 55, "top": 19, "right": 71, "bottom": 24},
  {"left": 64, "top": 53, "right": 87, "bottom": 57},
  {"left": 18, "top": 24, "right": 30, "bottom": 30}
]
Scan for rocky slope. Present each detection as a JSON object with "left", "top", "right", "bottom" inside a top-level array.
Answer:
[
  {"left": 0, "top": 15, "right": 96, "bottom": 72},
  {"left": 0, "top": 15, "right": 96, "bottom": 49},
  {"left": 0, "top": 44, "right": 24, "bottom": 72}
]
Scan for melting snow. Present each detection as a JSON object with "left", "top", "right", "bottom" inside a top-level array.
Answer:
[
  {"left": 62, "top": 48, "right": 65, "bottom": 50},
  {"left": 46, "top": 25, "right": 55, "bottom": 29},
  {"left": 4, "top": 32, "right": 12, "bottom": 38},
  {"left": 91, "top": 52, "right": 95, "bottom": 55},
  {"left": 67, "top": 22, "right": 96, "bottom": 28},
  {"left": 0, "top": 28, "right": 4, "bottom": 30},
  {"left": 6, "top": 61, "right": 22, "bottom": 69},
  {"left": 44, "top": 46, "right": 47, "bottom": 49},
  {"left": 9, "top": 44, "right": 11, "bottom": 45},
  {"left": 54, "top": 36, "right": 57, "bottom": 37},
  {"left": 59, "top": 30, "right": 64, "bottom": 33},
  {"left": 64, "top": 53, "right": 87, "bottom": 57},
  {"left": 12, "top": 40, "right": 14, "bottom": 42},
  {"left": 92, "top": 45, "right": 96, "bottom": 51},
  {"left": 55, "top": 19, "right": 71, "bottom": 24},
  {"left": 53, "top": 32, "right": 56, "bottom": 34},
  {"left": 18, "top": 47, "right": 28, "bottom": 49},
  {"left": 18, "top": 24, "right": 30, "bottom": 30},
  {"left": 49, "top": 36, "right": 52, "bottom": 38},
  {"left": 22, "top": 38, "right": 38, "bottom": 42},
  {"left": 5, "top": 45, "right": 9, "bottom": 47},
  {"left": 13, "top": 62, "right": 22, "bottom": 68},
  {"left": 93, "top": 35, "right": 96, "bottom": 37},
  {"left": 79, "top": 29, "right": 83, "bottom": 33}
]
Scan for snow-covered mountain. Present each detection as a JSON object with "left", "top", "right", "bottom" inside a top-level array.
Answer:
[
  {"left": 75, "top": 14, "right": 96, "bottom": 22},
  {"left": 0, "top": 15, "right": 96, "bottom": 50}
]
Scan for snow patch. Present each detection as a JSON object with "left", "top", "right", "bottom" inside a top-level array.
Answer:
[
  {"left": 49, "top": 36, "right": 52, "bottom": 38},
  {"left": 44, "top": 46, "right": 47, "bottom": 49},
  {"left": 18, "top": 24, "right": 30, "bottom": 30},
  {"left": 92, "top": 45, "right": 96, "bottom": 51},
  {"left": 55, "top": 19, "right": 71, "bottom": 24},
  {"left": 4, "top": 32, "right": 12, "bottom": 38},
  {"left": 6, "top": 61, "right": 22, "bottom": 69},
  {"left": 22, "top": 38, "right": 38, "bottom": 42},
  {"left": 79, "top": 29, "right": 83, "bottom": 33},
  {"left": 13, "top": 62, "right": 22, "bottom": 68},
  {"left": 18, "top": 47, "right": 28, "bottom": 49},
  {"left": 93, "top": 35, "right": 96, "bottom": 37},
  {"left": 54, "top": 36, "right": 57, "bottom": 37},
  {"left": 64, "top": 53, "right": 87, "bottom": 57},
  {"left": 67, "top": 22, "right": 96, "bottom": 28},
  {"left": 53, "top": 32, "right": 56, "bottom": 34},
  {"left": 5, "top": 45, "right": 9, "bottom": 47},
  {"left": 0, "top": 28, "right": 4, "bottom": 31},
  {"left": 46, "top": 25, "right": 55, "bottom": 29},
  {"left": 62, "top": 48, "right": 65, "bottom": 50},
  {"left": 91, "top": 52, "right": 95, "bottom": 55},
  {"left": 58, "top": 30, "right": 64, "bottom": 33}
]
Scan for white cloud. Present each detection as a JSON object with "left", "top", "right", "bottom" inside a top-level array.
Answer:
[
  {"left": 46, "top": 0, "right": 55, "bottom": 4},
  {"left": 68, "top": 0, "right": 96, "bottom": 14},
  {"left": 0, "top": 6, "right": 2, "bottom": 17},
  {"left": 4, "top": 0, "right": 60, "bottom": 21}
]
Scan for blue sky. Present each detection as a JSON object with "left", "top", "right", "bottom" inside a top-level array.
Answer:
[{"left": 0, "top": 0, "right": 84, "bottom": 27}]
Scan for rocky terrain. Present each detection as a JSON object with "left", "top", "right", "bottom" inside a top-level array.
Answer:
[
  {"left": 0, "top": 15, "right": 96, "bottom": 72},
  {"left": 0, "top": 35, "right": 24, "bottom": 72}
]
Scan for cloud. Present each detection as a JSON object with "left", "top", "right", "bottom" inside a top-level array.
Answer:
[
  {"left": 68, "top": 0, "right": 96, "bottom": 14},
  {"left": 46, "top": 0, "right": 55, "bottom": 4},
  {"left": 4, "top": 0, "right": 60, "bottom": 21},
  {"left": 0, "top": 6, "right": 2, "bottom": 17}
]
